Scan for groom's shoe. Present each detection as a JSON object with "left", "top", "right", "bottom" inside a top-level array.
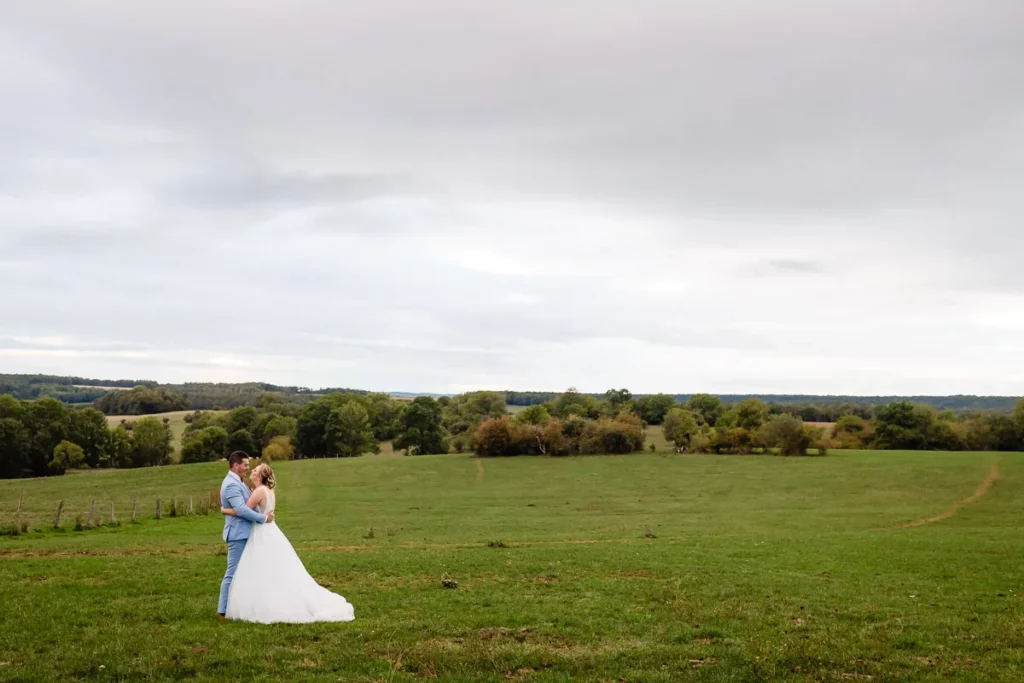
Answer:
[{"left": 217, "top": 613, "right": 227, "bottom": 620}]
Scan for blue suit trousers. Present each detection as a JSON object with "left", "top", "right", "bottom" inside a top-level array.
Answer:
[{"left": 218, "top": 539, "right": 248, "bottom": 615}]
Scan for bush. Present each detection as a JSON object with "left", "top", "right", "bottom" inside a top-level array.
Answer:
[
  {"left": 832, "top": 415, "right": 874, "bottom": 449},
  {"left": 262, "top": 435, "right": 295, "bottom": 462},
  {"left": 579, "top": 413, "right": 645, "bottom": 455},
  {"left": 756, "top": 414, "right": 807, "bottom": 455},
  {"left": 714, "top": 426, "right": 754, "bottom": 454},
  {"left": 474, "top": 412, "right": 645, "bottom": 456},
  {"left": 472, "top": 416, "right": 516, "bottom": 456},
  {"left": 50, "top": 440, "right": 87, "bottom": 474},
  {"left": 541, "top": 419, "right": 572, "bottom": 455}
]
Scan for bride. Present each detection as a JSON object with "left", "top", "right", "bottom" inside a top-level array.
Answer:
[{"left": 221, "top": 463, "right": 355, "bottom": 623}]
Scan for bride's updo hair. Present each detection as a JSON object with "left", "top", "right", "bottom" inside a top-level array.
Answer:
[{"left": 254, "top": 463, "right": 276, "bottom": 490}]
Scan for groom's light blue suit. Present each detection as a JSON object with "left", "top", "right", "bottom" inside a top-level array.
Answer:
[{"left": 217, "top": 470, "right": 268, "bottom": 615}]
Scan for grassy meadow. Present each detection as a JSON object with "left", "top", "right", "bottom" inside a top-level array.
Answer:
[{"left": 1, "top": 447, "right": 1023, "bottom": 681}]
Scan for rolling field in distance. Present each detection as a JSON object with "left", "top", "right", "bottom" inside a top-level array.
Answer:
[{"left": 2, "top": 450, "right": 1022, "bottom": 681}]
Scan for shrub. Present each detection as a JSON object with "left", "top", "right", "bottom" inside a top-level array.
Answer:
[
  {"left": 50, "top": 440, "right": 87, "bottom": 474},
  {"left": 262, "top": 435, "right": 295, "bottom": 462},
  {"left": 757, "top": 414, "right": 807, "bottom": 455},
  {"left": 832, "top": 415, "right": 874, "bottom": 449},
  {"left": 580, "top": 414, "right": 645, "bottom": 455},
  {"left": 473, "top": 416, "right": 515, "bottom": 456}
]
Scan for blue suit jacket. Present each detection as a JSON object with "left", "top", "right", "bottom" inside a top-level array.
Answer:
[{"left": 221, "top": 471, "right": 267, "bottom": 542}]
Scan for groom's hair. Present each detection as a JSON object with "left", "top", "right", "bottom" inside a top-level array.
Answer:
[{"left": 227, "top": 451, "right": 249, "bottom": 467}]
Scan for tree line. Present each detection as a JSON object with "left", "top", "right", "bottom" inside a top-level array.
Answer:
[
  {"left": 0, "top": 395, "right": 172, "bottom": 478},
  {"left": 0, "top": 374, "right": 146, "bottom": 404},
  {"left": 503, "top": 390, "right": 1021, "bottom": 414},
  {"left": 92, "top": 383, "right": 371, "bottom": 414},
  {"left": 4, "top": 385, "right": 1024, "bottom": 479},
  {"left": 655, "top": 395, "right": 1024, "bottom": 455}
]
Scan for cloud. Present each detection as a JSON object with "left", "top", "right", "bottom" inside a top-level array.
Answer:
[{"left": 0, "top": 1, "right": 1022, "bottom": 393}]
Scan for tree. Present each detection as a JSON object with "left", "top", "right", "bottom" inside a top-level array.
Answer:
[
  {"left": 634, "top": 394, "right": 676, "bottom": 425},
  {"left": 326, "top": 402, "right": 379, "bottom": 457},
  {"left": 364, "top": 393, "right": 405, "bottom": 441},
  {"left": 984, "top": 414, "right": 1020, "bottom": 452},
  {"left": 262, "top": 435, "right": 295, "bottom": 462},
  {"left": 256, "top": 392, "right": 287, "bottom": 410},
  {"left": 67, "top": 408, "right": 110, "bottom": 468},
  {"left": 757, "top": 414, "right": 808, "bottom": 455},
  {"left": 603, "top": 388, "right": 633, "bottom": 409},
  {"left": 663, "top": 408, "right": 700, "bottom": 449},
  {"left": 50, "top": 440, "right": 86, "bottom": 474},
  {"left": 106, "top": 427, "right": 134, "bottom": 469},
  {"left": 0, "top": 394, "right": 25, "bottom": 421},
  {"left": 732, "top": 398, "right": 770, "bottom": 431},
  {"left": 130, "top": 417, "right": 173, "bottom": 467},
  {"left": 395, "top": 396, "right": 448, "bottom": 455},
  {"left": 517, "top": 404, "right": 550, "bottom": 425},
  {"left": 225, "top": 407, "right": 260, "bottom": 435},
  {"left": 686, "top": 394, "right": 724, "bottom": 426},
  {"left": 548, "top": 390, "right": 601, "bottom": 419},
  {"left": 295, "top": 392, "right": 370, "bottom": 458},
  {"left": 23, "top": 398, "right": 69, "bottom": 476},
  {"left": 262, "top": 415, "right": 298, "bottom": 447},
  {"left": 1014, "top": 399, "right": 1024, "bottom": 445},
  {"left": 874, "top": 401, "right": 934, "bottom": 450},
  {"left": 0, "top": 417, "right": 30, "bottom": 478},
  {"left": 181, "top": 426, "right": 230, "bottom": 464},
  {"left": 296, "top": 396, "right": 336, "bottom": 458},
  {"left": 227, "top": 429, "right": 257, "bottom": 456},
  {"left": 442, "top": 391, "right": 507, "bottom": 437}
]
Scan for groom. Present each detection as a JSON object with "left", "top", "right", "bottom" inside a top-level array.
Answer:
[{"left": 217, "top": 450, "right": 274, "bottom": 618}]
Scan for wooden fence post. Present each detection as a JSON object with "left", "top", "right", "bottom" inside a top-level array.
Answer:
[
  {"left": 189, "top": 496, "right": 194, "bottom": 515},
  {"left": 54, "top": 500, "right": 64, "bottom": 529},
  {"left": 110, "top": 502, "right": 116, "bottom": 525},
  {"left": 155, "top": 498, "right": 162, "bottom": 520},
  {"left": 131, "top": 497, "right": 137, "bottom": 523},
  {"left": 17, "top": 489, "right": 24, "bottom": 517},
  {"left": 87, "top": 499, "right": 96, "bottom": 526}
]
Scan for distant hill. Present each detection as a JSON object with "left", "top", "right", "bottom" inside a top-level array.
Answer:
[
  {"left": 504, "top": 391, "right": 1021, "bottom": 413},
  {"left": 0, "top": 374, "right": 148, "bottom": 404},
  {"left": 2, "top": 374, "right": 1019, "bottom": 414},
  {"left": 0, "top": 374, "right": 367, "bottom": 410}
]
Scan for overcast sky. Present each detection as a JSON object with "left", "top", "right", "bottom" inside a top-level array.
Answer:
[{"left": 2, "top": 1, "right": 1023, "bottom": 395}]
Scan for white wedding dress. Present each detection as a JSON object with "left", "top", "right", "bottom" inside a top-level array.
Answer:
[{"left": 225, "top": 488, "right": 355, "bottom": 623}]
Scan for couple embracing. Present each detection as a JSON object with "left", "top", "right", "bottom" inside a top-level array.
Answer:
[{"left": 217, "top": 451, "right": 355, "bottom": 623}]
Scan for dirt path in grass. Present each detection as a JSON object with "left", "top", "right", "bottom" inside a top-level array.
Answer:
[{"left": 895, "top": 460, "right": 1000, "bottom": 529}]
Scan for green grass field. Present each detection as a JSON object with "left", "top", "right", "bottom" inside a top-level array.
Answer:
[{"left": 2, "top": 449, "right": 1022, "bottom": 682}]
